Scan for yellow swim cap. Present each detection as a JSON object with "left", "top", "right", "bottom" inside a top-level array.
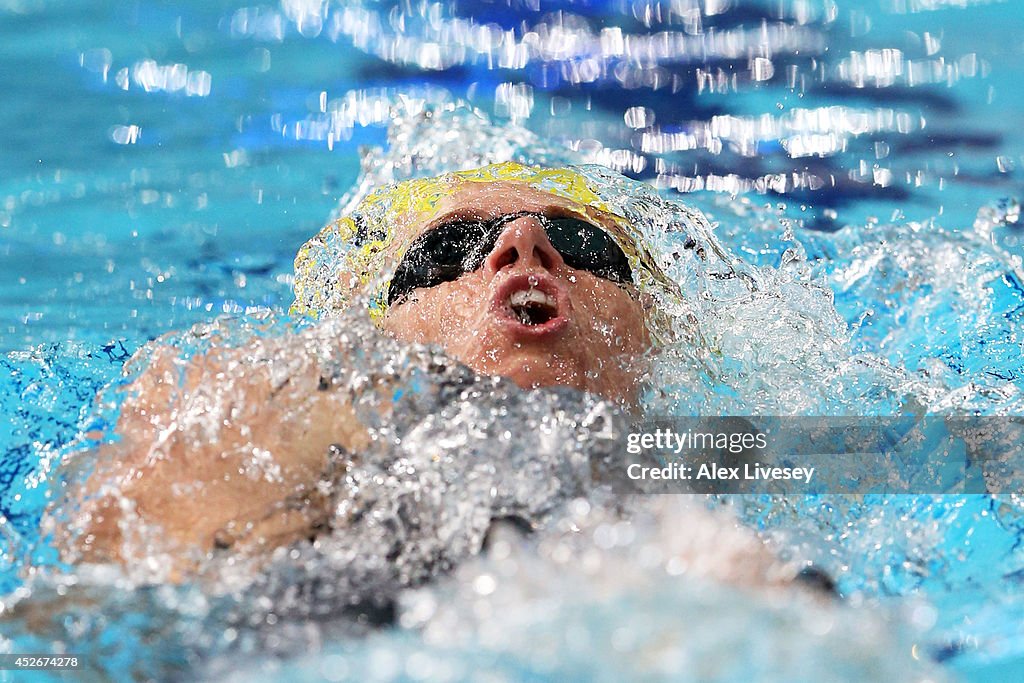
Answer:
[{"left": 291, "top": 162, "right": 683, "bottom": 341}]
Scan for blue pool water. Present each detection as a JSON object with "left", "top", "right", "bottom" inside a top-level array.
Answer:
[{"left": 2, "top": 0, "right": 1024, "bottom": 680}]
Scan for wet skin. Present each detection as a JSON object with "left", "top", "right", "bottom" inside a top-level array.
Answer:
[
  {"left": 49, "top": 180, "right": 653, "bottom": 574},
  {"left": 382, "top": 181, "right": 651, "bottom": 405}
]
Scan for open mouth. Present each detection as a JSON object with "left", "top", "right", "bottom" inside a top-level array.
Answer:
[
  {"left": 509, "top": 289, "right": 558, "bottom": 326},
  {"left": 492, "top": 274, "right": 568, "bottom": 337}
]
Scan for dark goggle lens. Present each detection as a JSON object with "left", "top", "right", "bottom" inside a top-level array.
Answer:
[
  {"left": 543, "top": 217, "right": 633, "bottom": 285},
  {"left": 387, "top": 220, "right": 493, "bottom": 305},
  {"left": 387, "top": 214, "right": 633, "bottom": 305}
]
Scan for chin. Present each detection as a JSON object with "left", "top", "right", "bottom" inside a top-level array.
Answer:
[
  {"left": 471, "top": 351, "right": 583, "bottom": 392},
  {"left": 503, "top": 365, "right": 577, "bottom": 391},
  {"left": 465, "top": 349, "right": 639, "bottom": 405}
]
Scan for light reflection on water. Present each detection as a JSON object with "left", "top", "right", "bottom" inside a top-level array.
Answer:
[
  {"left": 4, "top": 0, "right": 1019, "bottom": 348},
  {"left": 0, "top": 0, "right": 1023, "bottom": 679}
]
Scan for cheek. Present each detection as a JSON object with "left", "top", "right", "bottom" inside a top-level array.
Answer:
[
  {"left": 574, "top": 282, "right": 649, "bottom": 352},
  {"left": 381, "top": 305, "right": 428, "bottom": 344},
  {"left": 382, "top": 279, "right": 482, "bottom": 346}
]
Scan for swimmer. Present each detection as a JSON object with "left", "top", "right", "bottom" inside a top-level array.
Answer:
[
  {"left": 43, "top": 161, "right": 838, "bottom": 603},
  {"left": 48, "top": 163, "right": 667, "bottom": 575}
]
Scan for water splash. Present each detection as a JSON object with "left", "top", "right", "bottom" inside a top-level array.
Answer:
[{"left": 2, "top": 0, "right": 1024, "bottom": 678}]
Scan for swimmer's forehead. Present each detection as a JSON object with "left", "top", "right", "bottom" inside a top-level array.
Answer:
[{"left": 392, "top": 179, "right": 622, "bottom": 244}]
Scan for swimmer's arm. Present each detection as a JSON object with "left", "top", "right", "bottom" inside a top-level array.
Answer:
[{"left": 50, "top": 332, "right": 369, "bottom": 575}]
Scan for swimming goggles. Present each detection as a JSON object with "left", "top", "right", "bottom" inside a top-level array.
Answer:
[{"left": 387, "top": 210, "right": 634, "bottom": 305}]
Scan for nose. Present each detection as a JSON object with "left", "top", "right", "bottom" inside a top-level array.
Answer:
[{"left": 483, "top": 215, "right": 564, "bottom": 275}]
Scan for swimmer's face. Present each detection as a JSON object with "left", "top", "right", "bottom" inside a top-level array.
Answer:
[{"left": 381, "top": 180, "right": 650, "bottom": 405}]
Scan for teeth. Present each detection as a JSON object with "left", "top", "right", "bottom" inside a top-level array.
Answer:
[{"left": 509, "top": 289, "right": 556, "bottom": 309}]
